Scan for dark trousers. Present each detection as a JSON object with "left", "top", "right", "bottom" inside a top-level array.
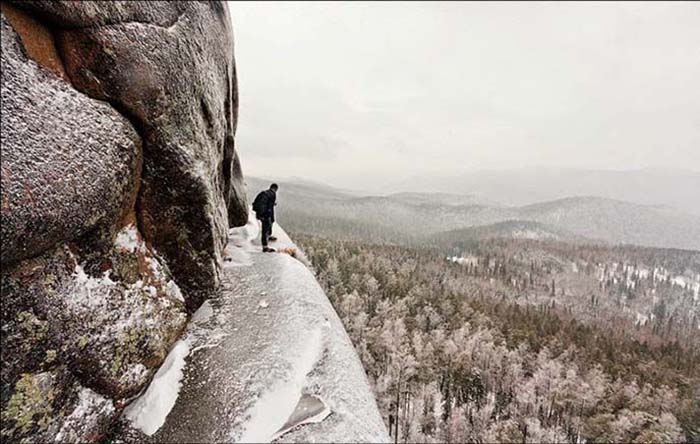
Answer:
[{"left": 261, "top": 217, "right": 273, "bottom": 247}]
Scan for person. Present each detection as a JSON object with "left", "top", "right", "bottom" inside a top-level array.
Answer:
[{"left": 252, "top": 183, "right": 278, "bottom": 252}]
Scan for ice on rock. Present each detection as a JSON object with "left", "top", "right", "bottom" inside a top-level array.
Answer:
[
  {"left": 123, "top": 340, "right": 190, "bottom": 436},
  {"left": 115, "top": 224, "right": 143, "bottom": 253},
  {"left": 119, "top": 211, "right": 389, "bottom": 442}
]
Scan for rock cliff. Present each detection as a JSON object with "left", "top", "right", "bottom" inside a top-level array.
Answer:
[
  {"left": 1, "top": 2, "right": 245, "bottom": 441},
  {"left": 1, "top": 2, "right": 387, "bottom": 442}
]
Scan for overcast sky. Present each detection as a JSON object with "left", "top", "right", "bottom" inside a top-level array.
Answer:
[{"left": 228, "top": 2, "right": 700, "bottom": 190}]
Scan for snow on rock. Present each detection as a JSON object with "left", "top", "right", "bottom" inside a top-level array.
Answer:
[
  {"left": 237, "top": 328, "right": 324, "bottom": 443},
  {"left": 70, "top": 265, "right": 117, "bottom": 307},
  {"left": 123, "top": 340, "right": 190, "bottom": 436},
  {"left": 122, "top": 296, "right": 220, "bottom": 436},
  {"left": 190, "top": 300, "right": 215, "bottom": 324},
  {"left": 54, "top": 231, "right": 188, "bottom": 399},
  {"left": 116, "top": 212, "right": 389, "bottom": 443},
  {"left": 54, "top": 387, "right": 115, "bottom": 443},
  {"left": 115, "top": 224, "right": 143, "bottom": 253},
  {"left": 224, "top": 214, "right": 259, "bottom": 267},
  {"left": 118, "top": 364, "right": 149, "bottom": 390},
  {"left": 165, "top": 280, "right": 185, "bottom": 303}
]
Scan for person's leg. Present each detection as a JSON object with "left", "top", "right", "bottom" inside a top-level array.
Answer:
[
  {"left": 261, "top": 217, "right": 271, "bottom": 249},
  {"left": 267, "top": 221, "right": 278, "bottom": 241}
]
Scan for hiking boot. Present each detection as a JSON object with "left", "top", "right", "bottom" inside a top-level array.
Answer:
[
  {"left": 268, "top": 236, "right": 278, "bottom": 242},
  {"left": 262, "top": 247, "right": 276, "bottom": 253}
]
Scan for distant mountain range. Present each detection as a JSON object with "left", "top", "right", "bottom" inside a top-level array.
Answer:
[
  {"left": 387, "top": 167, "right": 700, "bottom": 215},
  {"left": 246, "top": 175, "right": 700, "bottom": 251}
]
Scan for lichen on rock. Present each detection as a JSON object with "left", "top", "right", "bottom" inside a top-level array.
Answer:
[{"left": 1, "top": 372, "right": 56, "bottom": 438}]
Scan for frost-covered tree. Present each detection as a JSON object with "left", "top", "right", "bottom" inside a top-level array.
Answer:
[{"left": 295, "top": 234, "right": 700, "bottom": 443}]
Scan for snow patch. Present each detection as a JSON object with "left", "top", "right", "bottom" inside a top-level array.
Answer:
[
  {"left": 191, "top": 300, "right": 214, "bottom": 324},
  {"left": 165, "top": 280, "right": 184, "bottom": 302},
  {"left": 635, "top": 312, "right": 649, "bottom": 326},
  {"left": 55, "top": 387, "right": 114, "bottom": 443},
  {"left": 115, "top": 224, "right": 142, "bottom": 253},
  {"left": 447, "top": 255, "right": 478, "bottom": 267},
  {"left": 225, "top": 216, "right": 261, "bottom": 266},
  {"left": 123, "top": 340, "right": 190, "bottom": 436},
  {"left": 119, "top": 363, "right": 148, "bottom": 388},
  {"left": 236, "top": 328, "right": 324, "bottom": 443},
  {"left": 70, "top": 265, "right": 117, "bottom": 307}
]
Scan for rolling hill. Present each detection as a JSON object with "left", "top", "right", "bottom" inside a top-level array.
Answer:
[{"left": 245, "top": 176, "right": 700, "bottom": 250}]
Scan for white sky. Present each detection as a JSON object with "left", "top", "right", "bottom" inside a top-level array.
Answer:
[{"left": 228, "top": 2, "right": 700, "bottom": 189}]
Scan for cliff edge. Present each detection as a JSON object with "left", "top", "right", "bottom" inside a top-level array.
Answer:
[
  {"left": 0, "top": 1, "right": 385, "bottom": 442},
  {"left": 114, "top": 216, "right": 389, "bottom": 443}
]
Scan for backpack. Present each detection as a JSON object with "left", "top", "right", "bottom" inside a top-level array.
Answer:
[{"left": 252, "top": 191, "right": 267, "bottom": 214}]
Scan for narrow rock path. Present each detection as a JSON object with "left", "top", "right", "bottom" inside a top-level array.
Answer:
[{"left": 115, "top": 216, "right": 389, "bottom": 443}]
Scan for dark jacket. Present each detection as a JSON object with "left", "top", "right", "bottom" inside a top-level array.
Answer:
[{"left": 252, "top": 189, "right": 276, "bottom": 221}]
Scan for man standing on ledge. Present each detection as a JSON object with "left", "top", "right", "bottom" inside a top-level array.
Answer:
[{"left": 252, "top": 183, "right": 279, "bottom": 252}]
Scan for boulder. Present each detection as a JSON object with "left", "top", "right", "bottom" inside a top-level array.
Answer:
[
  {"left": 1, "top": 224, "right": 189, "bottom": 442},
  {"left": 0, "top": 12, "right": 141, "bottom": 266},
  {"left": 13, "top": 0, "right": 247, "bottom": 310},
  {"left": 1, "top": 2, "right": 246, "bottom": 441}
]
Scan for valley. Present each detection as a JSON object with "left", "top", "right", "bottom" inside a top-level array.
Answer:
[{"left": 247, "top": 175, "right": 700, "bottom": 442}]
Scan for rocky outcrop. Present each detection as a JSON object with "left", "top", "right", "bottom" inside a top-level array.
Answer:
[
  {"left": 1, "top": 2, "right": 246, "bottom": 442},
  {"left": 0, "top": 12, "right": 141, "bottom": 266},
  {"left": 112, "top": 219, "right": 390, "bottom": 443},
  {"left": 14, "top": 0, "right": 245, "bottom": 310}
]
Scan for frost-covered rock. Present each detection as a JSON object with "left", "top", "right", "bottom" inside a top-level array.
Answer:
[
  {"left": 0, "top": 11, "right": 140, "bottom": 266},
  {"left": 13, "top": 0, "right": 248, "bottom": 309},
  {"left": 54, "top": 387, "right": 115, "bottom": 443},
  {"left": 1, "top": 224, "right": 188, "bottom": 442},
  {"left": 1, "top": 2, "right": 248, "bottom": 440},
  {"left": 112, "top": 218, "right": 389, "bottom": 443},
  {"left": 0, "top": 368, "right": 115, "bottom": 444}
]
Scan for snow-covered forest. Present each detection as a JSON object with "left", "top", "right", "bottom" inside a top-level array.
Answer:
[{"left": 293, "top": 234, "right": 700, "bottom": 443}]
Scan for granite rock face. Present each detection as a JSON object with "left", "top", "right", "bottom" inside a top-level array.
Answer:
[
  {"left": 29, "top": 0, "right": 245, "bottom": 310},
  {"left": 1, "top": 232, "right": 188, "bottom": 443},
  {"left": 0, "top": 14, "right": 141, "bottom": 266},
  {"left": 1, "top": 2, "right": 246, "bottom": 442}
]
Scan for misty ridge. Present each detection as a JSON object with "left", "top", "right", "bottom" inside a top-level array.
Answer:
[{"left": 246, "top": 167, "right": 700, "bottom": 251}]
